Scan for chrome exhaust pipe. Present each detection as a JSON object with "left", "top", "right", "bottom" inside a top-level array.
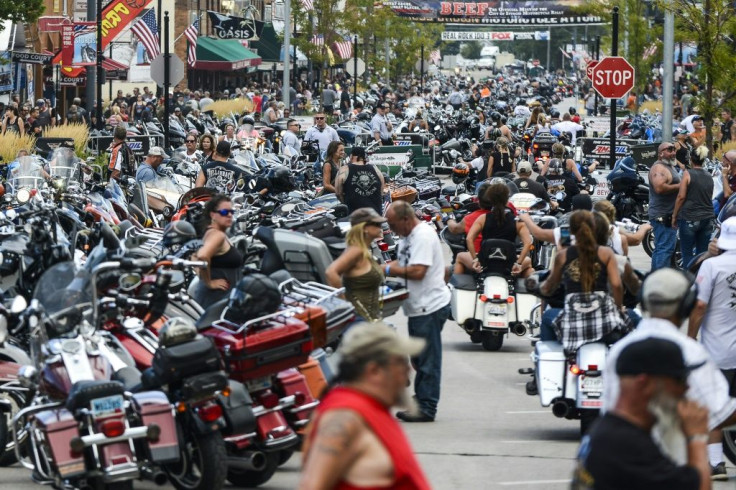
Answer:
[
  {"left": 227, "top": 451, "right": 267, "bottom": 472},
  {"left": 141, "top": 468, "right": 168, "bottom": 486},
  {"left": 510, "top": 322, "right": 527, "bottom": 336},
  {"left": 552, "top": 400, "right": 573, "bottom": 419}
]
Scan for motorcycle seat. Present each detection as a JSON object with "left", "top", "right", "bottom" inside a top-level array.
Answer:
[
  {"left": 112, "top": 366, "right": 143, "bottom": 392},
  {"left": 449, "top": 274, "right": 476, "bottom": 291},
  {"left": 66, "top": 380, "right": 125, "bottom": 412},
  {"left": 196, "top": 298, "right": 229, "bottom": 330}
]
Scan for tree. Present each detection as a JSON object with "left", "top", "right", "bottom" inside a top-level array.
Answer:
[
  {"left": 0, "top": 0, "right": 43, "bottom": 26},
  {"left": 460, "top": 41, "right": 482, "bottom": 60}
]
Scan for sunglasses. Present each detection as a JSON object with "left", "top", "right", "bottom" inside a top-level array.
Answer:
[
  {"left": 216, "top": 209, "right": 234, "bottom": 216},
  {"left": 666, "top": 146, "right": 676, "bottom": 151},
  {"left": 186, "top": 140, "right": 196, "bottom": 143},
  {"left": 314, "top": 116, "right": 325, "bottom": 120}
]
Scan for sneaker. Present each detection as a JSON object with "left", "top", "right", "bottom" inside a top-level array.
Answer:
[
  {"left": 711, "top": 462, "right": 727, "bottom": 481},
  {"left": 396, "top": 410, "right": 434, "bottom": 423}
]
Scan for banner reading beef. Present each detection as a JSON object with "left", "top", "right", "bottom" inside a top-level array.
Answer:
[
  {"left": 207, "top": 11, "right": 265, "bottom": 40},
  {"left": 386, "top": 1, "right": 603, "bottom": 25}
]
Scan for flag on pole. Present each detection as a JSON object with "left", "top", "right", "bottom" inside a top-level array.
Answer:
[
  {"left": 559, "top": 47, "right": 571, "bottom": 59},
  {"left": 131, "top": 9, "right": 161, "bottom": 59},
  {"left": 642, "top": 44, "right": 657, "bottom": 60},
  {"left": 333, "top": 39, "right": 353, "bottom": 59},
  {"left": 184, "top": 18, "right": 199, "bottom": 67},
  {"left": 300, "top": 0, "right": 314, "bottom": 10},
  {"left": 311, "top": 34, "right": 324, "bottom": 46}
]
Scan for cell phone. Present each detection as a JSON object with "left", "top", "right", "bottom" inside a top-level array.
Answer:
[{"left": 560, "top": 226, "right": 571, "bottom": 247}]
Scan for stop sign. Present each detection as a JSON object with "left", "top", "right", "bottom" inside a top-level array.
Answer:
[
  {"left": 591, "top": 56, "right": 635, "bottom": 99},
  {"left": 585, "top": 60, "right": 599, "bottom": 81}
]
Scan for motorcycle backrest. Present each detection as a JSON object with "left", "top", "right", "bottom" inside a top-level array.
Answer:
[{"left": 478, "top": 239, "right": 516, "bottom": 275}]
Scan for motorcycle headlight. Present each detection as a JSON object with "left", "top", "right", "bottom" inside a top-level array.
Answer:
[{"left": 16, "top": 189, "right": 30, "bottom": 204}]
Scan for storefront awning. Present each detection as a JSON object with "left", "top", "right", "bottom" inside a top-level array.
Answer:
[{"left": 195, "top": 37, "right": 262, "bottom": 71}]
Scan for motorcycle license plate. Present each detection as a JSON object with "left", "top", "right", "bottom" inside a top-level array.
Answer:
[
  {"left": 580, "top": 375, "right": 603, "bottom": 396},
  {"left": 595, "top": 181, "right": 609, "bottom": 197},
  {"left": 91, "top": 395, "right": 124, "bottom": 419},
  {"left": 541, "top": 151, "right": 550, "bottom": 157},
  {"left": 487, "top": 304, "right": 506, "bottom": 316},
  {"left": 245, "top": 376, "right": 272, "bottom": 392}
]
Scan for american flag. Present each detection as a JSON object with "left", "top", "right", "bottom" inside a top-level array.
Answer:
[
  {"left": 559, "top": 47, "right": 571, "bottom": 59},
  {"left": 184, "top": 18, "right": 199, "bottom": 67},
  {"left": 74, "top": 23, "right": 96, "bottom": 36},
  {"left": 333, "top": 39, "right": 352, "bottom": 59},
  {"left": 300, "top": 0, "right": 314, "bottom": 10},
  {"left": 430, "top": 49, "right": 440, "bottom": 64},
  {"left": 642, "top": 44, "right": 657, "bottom": 60},
  {"left": 131, "top": 9, "right": 160, "bottom": 59},
  {"left": 311, "top": 34, "right": 324, "bottom": 46}
]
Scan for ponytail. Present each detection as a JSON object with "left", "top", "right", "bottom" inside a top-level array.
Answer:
[
  {"left": 570, "top": 210, "right": 598, "bottom": 293},
  {"left": 484, "top": 183, "right": 510, "bottom": 225}
]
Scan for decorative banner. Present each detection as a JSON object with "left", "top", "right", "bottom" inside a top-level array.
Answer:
[
  {"left": 11, "top": 52, "right": 54, "bottom": 64},
  {"left": 73, "top": 22, "right": 97, "bottom": 65},
  {"left": 61, "top": 19, "right": 74, "bottom": 65},
  {"left": 441, "top": 30, "right": 551, "bottom": 41},
  {"left": 386, "top": 1, "right": 604, "bottom": 25},
  {"left": 207, "top": 11, "right": 264, "bottom": 40},
  {"left": 0, "top": 54, "right": 13, "bottom": 92}
]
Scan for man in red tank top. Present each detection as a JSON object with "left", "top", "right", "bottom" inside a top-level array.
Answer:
[{"left": 300, "top": 323, "right": 431, "bottom": 490}]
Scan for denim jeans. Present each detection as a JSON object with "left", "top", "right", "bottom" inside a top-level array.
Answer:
[
  {"left": 540, "top": 307, "right": 562, "bottom": 341},
  {"left": 650, "top": 219, "right": 679, "bottom": 271},
  {"left": 407, "top": 303, "right": 451, "bottom": 419},
  {"left": 677, "top": 218, "right": 713, "bottom": 270}
]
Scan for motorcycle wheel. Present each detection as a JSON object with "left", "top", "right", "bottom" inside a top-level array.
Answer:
[
  {"left": 226, "top": 451, "right": 279, "bottom": 488},
  {"left": 469, "top": 331, "right": 482, "bottom": 344},
  {"left": 481, "top": 331, "right": 504, "bottom": 351},
  {"left": 580, "top": 409, "right": 599, "bottom": 436},
  {"left": 278, "top": 449, "right": 294, "bottom": 466},
  {"left": 166, "top": 430, "right": 227, "bottom": 490},
  {"left": 722, "top": 429, "right": 736, "bottom": 465},
  {"left": 0, "top": 384, "right": 28, "bottom": 466},
  {"left": 642, "top": 229, "right": 655, "bottom": 257}
]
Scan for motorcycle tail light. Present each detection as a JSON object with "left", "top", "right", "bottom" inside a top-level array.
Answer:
[
  {"left": 570, "top": 364, "right": 583, "bottom": 376},
  {"left": 422, "top": 215, "right": 432, "bottom": 222},
  {"left": 100, "top": 419, "right": 125, "bottom": 438},
  {"left": 588, "top": 364, "right": 598, "bottom": 371},
  {"left": 493, "top": 294, "right": 501, "bottom": 300},
  {"left": 507, "top": 297, "right": 514, "bottom": 304},
  {"left": 260, "top": 392, "right": 280, "bottom": 409},
  {"left": 198, "top": 403, "right": 223, "bottom": 423},
  {"left": 378, "top": 241, "right": 389, "bottom": 252},
  {"left": 479, "top": 294, "right": 488, "bottom": 302},
  {"left": 533, "top": 143, "right": 539, "bottom": 149}
]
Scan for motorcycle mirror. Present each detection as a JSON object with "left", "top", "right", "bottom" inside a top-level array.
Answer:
[{"left": 10, "top": 296, "right": 27, "bottom": 315}]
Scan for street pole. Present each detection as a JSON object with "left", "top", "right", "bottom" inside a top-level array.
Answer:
[
  {"left": 420, "top": 44, "right": 424, "bottom": 92},
  {"left": 353, "top": 35, "right": 358, "bottom": 107},
  {"left": 663, "top": 4, "right": 675, "bottom": 141},
  {"left": 283, "top": 0, "right": 291, "bottom": 109},
  {"left": 594, "top": 35, "right": 600, "bottom": 116},
  {"left": 108, "top": 44, "right": 113, "bottom": 102},
  {"left": 157, "top": 0, "right": 163, "bottom": 98},
  {"left": 164, "top": 12, "right": 170, "bottom": 150},
  {"left": 95, "top": 0, "right": 103, "bottom": 129},
  {"left": 610, "top": 6, "right": 619, "bottom": 169},
  {"left": 546, "top": 28, "right": 551, "bottom": 71}
]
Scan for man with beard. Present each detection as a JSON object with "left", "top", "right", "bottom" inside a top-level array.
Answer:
[
  {"left": 602, "top": 268, "right": 736, "bottom": 480},
  {"left": 300, "top": 322, "right": 431, "bottom": 490},
  {"left": 573, "top": 337, "right": 710, "bottom": 490},
  {"left": 649, "top": 142, "right": 682, "bottom": 270}
]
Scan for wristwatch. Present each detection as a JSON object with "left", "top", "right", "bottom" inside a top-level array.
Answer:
[{"left": 687, "top": 434, "right": 709, "bottom": 443}]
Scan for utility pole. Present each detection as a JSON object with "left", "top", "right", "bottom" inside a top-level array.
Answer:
[
  {"left": 594, "top": 35, "right": 600, "bottom": 116},
  {"left": 164, "top": 12, "right": 170, "bottom": 150},
  {"left": 95, "top": 0, "right": 103, "bottom": 129},
  {"left": 546, "top": 29, "right": 551, "bottom": 72},
  {"left": 353, "top": 35, "right": 358, "bottom": 107},
  {"left": 663, "top": 3, "right": 675, "bottom": 140},
  {"left": 610, "top": 6, "right": 619, "bottom": 168},
  {"left": 283, "top": 0, "right": 291, "bottom": 108}
]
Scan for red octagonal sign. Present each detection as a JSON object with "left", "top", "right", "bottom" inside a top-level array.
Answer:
[{"left": 591, "top": 56, "right": 635, "bottom": 99}]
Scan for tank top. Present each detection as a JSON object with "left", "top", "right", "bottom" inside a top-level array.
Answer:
[
  {"left": 491, "top": 151, "right": 512, "bottom": 175},
  {"left": 648, "top": 163, "right": 681, "bottom": 219},
  {"left": 482, "top": 208, "right": 517, "bottom": 243},
  {"left": 322, "top": 159, "right": 339, "bottom": 192},
  {"left": 4, "top": 118, "right": 19, "bottom": 134},
  {"left": 679, "top": 167, "right": 715, "bottom": 221},
  {"left": 343, "top": 258, "right": 384, "bottom": 321},
  {"left": 562, "top": 246, "right": 608, "bottom": 294},
  {"left": 676, "top": 142, "right": 691, "bottom": 168},
  {"left": 210, "top": 244, "right": 243, "bottom": 286},
  {"left": 344, "top": 163, "right": 383, "bottom": 215},
  {"left": 306, "top": 387, "right": 431, "bottom": 490}
]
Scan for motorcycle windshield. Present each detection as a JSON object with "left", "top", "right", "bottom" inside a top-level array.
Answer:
[
  {"left": 107, "top": 179, "right": 127, "bottom": 207},
  {"left": 48, "top": 148, "right": 80, "bottom": 182},
  {"left": 88, "top": 191, "right": 116, "bottom": 216},
  {"left": 719, "top": 193, "right": 736, "bottom": 223},
  {"left": 147, "top": 176, "right": 183, "bottom": 194},
  {"left": 10, "top": 156, "right": 46, "bottom": 191},
  {"left": 33, "top": 262, "right": 91, "bottom": 336}
]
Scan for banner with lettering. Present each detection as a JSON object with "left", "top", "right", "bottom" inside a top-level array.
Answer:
[
  {"left": 207, "top": 11, "right": 264, "bottom": 40},
  {"left": 385, "top": 1, "right": 603, "bottom": 26}
]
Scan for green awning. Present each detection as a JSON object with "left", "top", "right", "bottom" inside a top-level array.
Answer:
[
  {"left": 195, "top": 37, "right": 262, "bottom": 71},
  {"left": 249, "top": 23, "right": 280, "bottom": 62}
]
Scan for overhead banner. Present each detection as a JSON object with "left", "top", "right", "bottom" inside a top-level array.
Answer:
[
  {"left": 441, "top": 30, "right": 550, "bottom": 41},
  {"left": 207, "top": 11, "right": 265, "bottom": 40},
  {"left": 386, "top": 1, "right": 603, "bottom": 25},
  {"left": 73, "top": 22, "right": 97, "bottom": 65}
]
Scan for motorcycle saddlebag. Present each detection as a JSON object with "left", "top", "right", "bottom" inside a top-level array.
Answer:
[
  {"left": 181, "top": 371, "right": 229, "bottom": 400},
  {"left": 152, "top": 337, "right": 223, "bottom": 384},
  {"left": 131, "top": 391, "right": 180, "bottom": 463},
  {"left": 217, "top": 380, "right": 256, "bottom": 436},
  {"left": 292, "top": 216, "right": 340, "bottom": 239},
  {"left": 34, "top": 408, "right": 85, "bottom": 478}
]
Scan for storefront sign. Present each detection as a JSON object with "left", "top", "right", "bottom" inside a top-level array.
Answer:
[
  {"left": 10, "top": 52, "right": 54, "bottom": 65},
  {"left": 207, "top": 11, "right": 264, "bottom": 40}
]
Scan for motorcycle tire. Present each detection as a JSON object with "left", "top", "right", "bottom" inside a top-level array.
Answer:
[
  {"left": 722, "top": 429, "right": 736, "bottom": 465},
  {"left": 580, "top": 409, "right": 599, "bottom": 436},
  {"left": 481, "top": 331, "right": 504, "bottom": 351},
  {"left": 166, "top": 430, "right": 227, "bottom": 490},
  {"left": 278, "top": 449, "right": 294, "bottom": 466},
  {"left": 226, "top": 451, "right": 279, "bottom": 488},
  {"left": 0, "top": 380, "right": 29, "bottom": 466},
  {"left": 642, "top": 229, "right": 655, "bottom": 257}
]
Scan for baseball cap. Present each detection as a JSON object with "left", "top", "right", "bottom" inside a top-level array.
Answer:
[
  {"left": 718, "top": 216, "right": 736, "bottom": 250},
  {"left": 350, "top": 208, "right": 387, "bottom": 227},
  {"left": 148, "top": 146, "right": 166, "bottom": 157},
  {"left": 658, "top": 142, "right": 675, "bottom": 153},
  {"left": 692, "top": 115, "right": 703, "bottom": 121},
  {"left": 216, "top": 140, "right": 232, "bottom": 157},
  {"left": 571, "top": 194, "right": 593, "bottom": 211},
  {"left": 641, "top": 268, "right": 693, "bottom": 306},
  {"left": 616, "top": 337, "right": 703, "bottom": 381},
  {"left": 517, "top": 161, "right": 533, "bottom": 175},
  {"left": 340, "top": 322, "right": 426, "bottom": 361}
]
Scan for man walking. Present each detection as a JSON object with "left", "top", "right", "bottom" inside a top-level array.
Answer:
[
  {"left": 321, "top": 84, "right": 338, "bottom": 116},
  {"left": 688, "top": 216, "right": 736, "bottom": 479},
  {"left": 282, "top": 119, "right": 301, "bottom": 156},
  {"left": 385, "top": 201, "right": 451, "bottom": 422},
  {"left": 108, "top": 126, "right": 136, "bottom": 182},
  {"left": 648, "top": 142, "right": 681, "bottom": 270},
  {"left": 299, "top": 323, "right": 431, "bottom": 490},
  {"left": 371, "top": 103, "right": 393, "bottom": 146}
]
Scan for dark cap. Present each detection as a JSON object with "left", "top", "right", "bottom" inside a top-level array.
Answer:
[
  {"left": 616, "top": 338, "right": 704, "bottom": 381},
  {"left": 350, "top": 207, "right": 387, "bottom": 227},
  {"left": 215, "top": 140, "right": 231, "bottom": 157},
  {"left": 571, "top": 194, "right": 593, "bottom": 211},
  {"left": 351, "top": 147, "right": 366, "bottom": 161},
  {"left": 692, "top": 115, "right": 703, "bottom": 121}
]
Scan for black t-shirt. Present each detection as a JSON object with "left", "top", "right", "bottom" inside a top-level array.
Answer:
[
  {"left": 514, "top": 177, "right": 550, "bottom": 202},
  {"left": 490, "top": 151, "right": 513, "bottom": 175},
  {"left": 344, "top": 163, "right": 383, "bottom": 215},
  {"left": 201, "top": 158, "right": 246, "bottom": 193},
  {"left": 572, "top": 413, "right": 700, "bottom": 490},
  {"left": 722, "top": 119, "right": 733, "bottom": 144},
  {"left": 544, "top": 173, "right": 579, "bottom": 209}
]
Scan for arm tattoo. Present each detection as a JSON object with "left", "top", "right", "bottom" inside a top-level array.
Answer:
[{"left": 315, "top": 411, "right": 361, "bottom": 457}]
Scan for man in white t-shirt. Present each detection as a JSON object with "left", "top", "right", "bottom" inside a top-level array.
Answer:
[
  {"left": 602, "top": 268, "right": 736, "bottom": 479},
  {"left": 384, "top": 200, "right": 451, "bottom": 423},
  {"left": 552, "top": 113, "right": 585, "bottom": 145},
  {"left": 688, "top": 216, "right": 736, "bottom": 478}
]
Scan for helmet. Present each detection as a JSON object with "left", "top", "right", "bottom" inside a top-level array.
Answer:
[
  {"left": 548, "top": 158, "right": 564, "bottom": 175},
  {"left": 569, "top": 107, "right": 577, "bottom": 116},
  {"left": 549, "top": 108, "right": 560, "bottom": 119},
  {"left": 452, "top": 162, "right": 470, "bottom": 185},
  {"left": 490, "top": 111, "right": 502, "bottom": 123},
  {"left": 241, "top": 115, "right": 255, "bottom": 126},
  {"left": 163, "top": 220, "right": 197, "bottom": 248},
  {"left": 227, "top": 274, "right": 282, "bottom": 322},
  {"left": 269, "top": 166, "right": 296, "bottom": 193},
  {"left": 159, "top": 317, "right": 198, "bottom": 347},
  {"left": 489, "top": 128, "right": 502, "bottom": 140}
]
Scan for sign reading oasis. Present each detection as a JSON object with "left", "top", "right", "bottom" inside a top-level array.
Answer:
[{"left": 207, "top": 11, "right": 265, "bottom": 40}]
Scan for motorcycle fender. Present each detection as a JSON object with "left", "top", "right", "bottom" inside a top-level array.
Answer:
[
  {"left": 0, "top": 343, "right": 32, "bottom": 367},
  {"left": 482, "top": 276, "right": 510, "bottom": 329},
  {"left": 575, "top": 342, "right": 608, "bottom": 409},
  {"left": 34, "top": 408, "right": 86, "bottom": 478},
  {"left": 188, "top": 407, "right": 225, "bottom": 435},
  {"left": 131, "top": 391, "right": 180, "bottom": 463}
]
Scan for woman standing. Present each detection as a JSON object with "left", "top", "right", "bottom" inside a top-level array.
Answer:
[
  {"left": 674, "top": 129, "right": 692, "bottom": 170},
  {"left": 321, "top": 141, "right": 345, "bottom": 195},
  {"left": 1, "top": 107, "right": 23, "bottom": 135},
  {"left": 325, "top": 208, "right": 386, "bottom": 322},
  {"left": 487, "top": 137, "right": 514, "bottom": 178},
  {"left": 672, "top": 146, "right": 715, "bottom": 269},
  {"left": 199, "top": 134, "right": 216, "bottom": 163},
  {"left": 193, "top": 194, "right": 244, "bottom": 307}
]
